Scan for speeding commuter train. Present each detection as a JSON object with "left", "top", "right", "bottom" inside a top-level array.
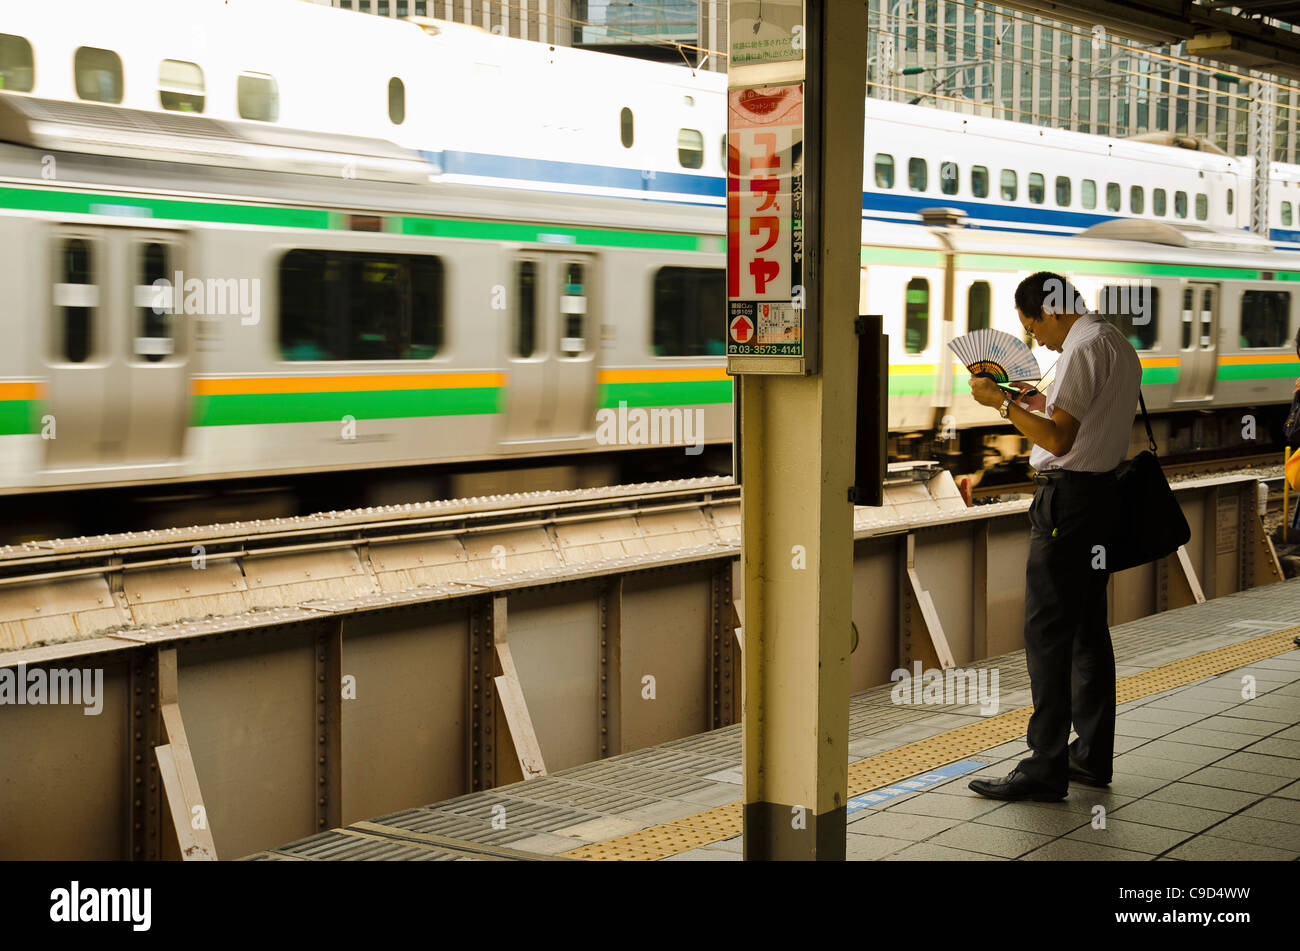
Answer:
[
  {"left": 0, "top": 0, "right": 1297, "bottom": 525},
  {"left": 6, "top": 0, "right": 1300, "bottom": 246},
  {"left": 0, "top": 91, "right": 1296, "bottom": 505}
]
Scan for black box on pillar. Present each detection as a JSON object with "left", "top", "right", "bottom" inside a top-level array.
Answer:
[{"left": 850, "top": 314, "right": 887, "bottom": 506}]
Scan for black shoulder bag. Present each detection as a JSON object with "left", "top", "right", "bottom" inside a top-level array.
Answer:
[{"left": 1108, "top": 391, "right": 1191, "bottom": 573}]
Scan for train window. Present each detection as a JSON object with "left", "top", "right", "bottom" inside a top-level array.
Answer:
[
  {"left": 1195, "top": 193, "right": 1208, "bottom": 221},
  {"left": 1028, "top": 173, "right": 1044, "bottom": 204},
  {"left": 904, "top": 278, "right": 929, "bottom": 353},
  {"left": 653, "top": 267, "right": 725, "bottom": 356},
  {"left": 559, "top": 262, "right": 587, "bottom": 356},
  {"left": 1227, "top": 189, "right": 1234, "bottom": 215},
  {"left": 1000, "top": 169, "right": 1017, "bottom": 201},
  {"left": 1181, "top": 289, "right": 1193, "bottom": 349},
  {"left": 1240, "top": 290, "right": 1291, "bottom": 348},
  {"left": 1096, "top": 284, "right": 1158, "bottom": 350},
  {"left": 1050, "top": 179, "right": 1071, "bottom": 209},
  {"left": 238, "top": 72, "right": 279, "bottom": 122},
  {"left": 875, "top": 154, "right": 895, "bottom": 188},
  {"left": 55, "top": 238, "right": 95, "bottom": 364},
  {"left": 908, "top": 158, "right": 927, "bottom": 192},
  {"left": 1130, "top": 186, "right": 1144, "bottom": 214},
  {"left": 159, "top": 60, "right": 204, "bottom": 113},
  {"left": 940, "top": 161, "right": 959, "bottom": 196},
  {"left": 514, "top": 260, "right": 537, "bottom": 358},
  {"left": 1283, "top": 202, "right": 1293, "bottom": 227},
  {"left": 74, "top": 47, "right": 123, "bottom": 104},
  {"left": 1081, "top": 179, "right": 1096, "bottom": 210},
  {"left": 1174, "top": 191, "right": 1188, "bottom": 219},
  {"left": 1153, "top": 189, "right": 1167, "bottom": 216},
  {"left": 971, "top": 166, "right": 989, "bottom": 199},
  {"left": 134, "top": 243, "right": 173, "bottom": 363},
  {"left": 620, "top": 107, "right": 634, "bottom": 148},
  {"left": 967, "top": 281, "right": 991, "bottom": 332},
  {"left": 1106, "top": 182, "right": 1121, "bottom": 212},
  {"left": 278, "top": 250, "right": 443, "bottom": 360},
  {"left": 677, "top": 129, "right": 704, "bottom": 169},
  {"left": 1200, "top": 288, "right": 1214, "bottom": 349},
  {"left": 388, "top": 78, "right": 405, "bottom": 125},
  {"left": 0, "top": 34, "right": 34, "bottom": 92},
  {"left": 721, "top": 135, "right": 727, "bottom": 170}
]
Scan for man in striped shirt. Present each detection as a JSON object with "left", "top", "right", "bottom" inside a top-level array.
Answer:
[{"left": 966, "top": 271, "right": 1142, "bottom": 802}]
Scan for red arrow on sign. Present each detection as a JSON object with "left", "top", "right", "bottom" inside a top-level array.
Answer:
[{"left": 730, "top": 315, "right": 753, "bottom": 343}]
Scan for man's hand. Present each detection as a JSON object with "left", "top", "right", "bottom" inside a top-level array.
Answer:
[
  {"left": 1013, "top": 382, "right": 1047, "bottom": 414},
  {"left": 969, "top": 376, "right": 1007, "bottom": 408}
]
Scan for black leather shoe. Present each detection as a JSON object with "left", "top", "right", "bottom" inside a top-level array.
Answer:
[
  {"left": 968, "top": 769, "right": 1067, "bottom": 802},
  {"left": 1068, "top": 759, "right": 1111, "bottom": 787}
]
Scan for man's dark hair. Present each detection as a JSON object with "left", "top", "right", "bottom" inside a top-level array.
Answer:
[{"left": 1015, "top": 271, "right": 1088, "bottom": 321}]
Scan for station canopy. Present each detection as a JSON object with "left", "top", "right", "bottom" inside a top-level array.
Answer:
[{"left": 1007, "top": 0, "right": 1300, "bottom": 81}]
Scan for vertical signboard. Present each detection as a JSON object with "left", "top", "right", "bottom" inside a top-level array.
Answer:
[
  {"left": 727, "top": 85, "right": 804, "bottom": 363},
  {"left": 726, "top": 0, "right": 811, "bottom": 376}
]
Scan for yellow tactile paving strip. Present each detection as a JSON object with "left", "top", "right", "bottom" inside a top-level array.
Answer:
[{"left": 561, "top": 626, "right": 1300, "bottom": 861}]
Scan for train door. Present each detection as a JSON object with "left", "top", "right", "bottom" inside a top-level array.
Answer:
[
  {"left": 1173, "top": 282, "right": 1219, "bottom": 402},
  {"left": 44, "top": 227, "right": 191, "bottom": 468},
  {"left": 501, "top": 252, "right": 598, "bottom": 441}
]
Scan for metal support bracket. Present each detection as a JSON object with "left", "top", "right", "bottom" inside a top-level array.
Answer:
[
  {"left": 155, "top": 648, "right": 217, "bottom": 860},
  {"left": 1174, "top": 545, "right": 1208, "bottom": 605},
  {"left": 901, "top": 533, "right": 956, "bottom": 669},
  {"left": 491, "top": 595, "right": 547, "bottom": 781}
]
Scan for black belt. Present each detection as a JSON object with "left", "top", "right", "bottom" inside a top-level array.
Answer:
[{"left": 1032, "top": 468, "right": 1117, "bottom": 485}]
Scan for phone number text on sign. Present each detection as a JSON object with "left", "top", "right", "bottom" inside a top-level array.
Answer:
[{"left": 727, "top": 83, "right": 803, "bottom": 359}]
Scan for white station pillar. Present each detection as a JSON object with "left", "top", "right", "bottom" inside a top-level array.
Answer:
[{"left": 726, "top": 0, "right": 869, "bottom": 860}]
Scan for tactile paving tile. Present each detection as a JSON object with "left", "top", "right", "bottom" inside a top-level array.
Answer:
[
  {"left": 559, "top": 624, "right": 1300, "bottom": 861},
  {"left": 1115, "top": 629, "right": 1300, "bottom": 702}
]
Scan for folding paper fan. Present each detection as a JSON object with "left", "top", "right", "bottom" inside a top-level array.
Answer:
[{"left": 948, "top": 329, "right": 1042, "bottom": 384}]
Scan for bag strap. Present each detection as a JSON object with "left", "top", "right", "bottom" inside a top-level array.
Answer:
[{"left": 1138, "top": 388, "right": 1157, "bottom": 454}]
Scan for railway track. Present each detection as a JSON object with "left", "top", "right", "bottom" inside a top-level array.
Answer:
[{"left": 3, "top": 452, "right": 1288, "bottom": 580}]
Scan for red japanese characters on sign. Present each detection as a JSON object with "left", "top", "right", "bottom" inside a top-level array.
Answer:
[{"left": 727, "top": 83, "right": 804, "bottom": 359}]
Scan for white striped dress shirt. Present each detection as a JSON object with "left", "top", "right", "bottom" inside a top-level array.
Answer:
[{"left": 1028, "top": 313, "right": 1142, "bottom": 473}]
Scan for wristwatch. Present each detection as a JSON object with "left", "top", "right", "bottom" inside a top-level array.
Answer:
[{"left": 998, "top": 396, "right": 1011, "bottom": 419}]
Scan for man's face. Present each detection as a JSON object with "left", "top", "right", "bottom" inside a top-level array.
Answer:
[{"left": 1018, "top": 307, "right": 1069, "bottom": 352}]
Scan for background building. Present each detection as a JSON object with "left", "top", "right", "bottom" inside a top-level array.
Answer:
[{"left": 322, "top": 0, "right": 1298, "bottom": 160}]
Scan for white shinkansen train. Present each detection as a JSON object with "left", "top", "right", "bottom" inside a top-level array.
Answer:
[
  {"left": 0, "top": 0, "right": 1297, "bottom": 538},
  {"left": 5, "top": 0, "right": 1300, "bottom": 245}
]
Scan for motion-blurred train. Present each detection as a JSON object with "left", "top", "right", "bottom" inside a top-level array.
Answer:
[
  {"left": 0, "top": 0, "right": 1297, "bottom": 526},
  {"left": 8, "top": 0, "right": 1300, "bottom": 241}
]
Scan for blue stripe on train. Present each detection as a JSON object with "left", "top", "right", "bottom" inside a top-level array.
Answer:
[
  {"left": 426, "top": 150, "right": 727, "bottom": 198},
  {"left": 423, "top": 150, "right": 1298, "bottom": 246}
]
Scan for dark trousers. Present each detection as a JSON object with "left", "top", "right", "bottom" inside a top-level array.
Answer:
[{"left": 1017, "top": 471, "right": 1119, "bottom": 791}]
